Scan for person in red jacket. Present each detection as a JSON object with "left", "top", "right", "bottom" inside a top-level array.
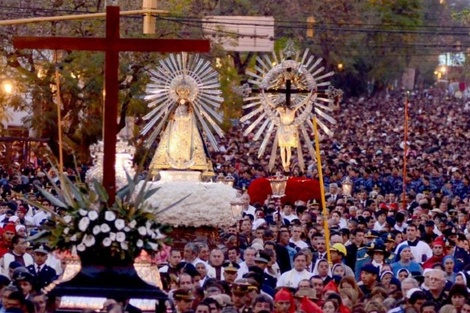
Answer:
[
  {"left": 274, "top": 288, "right": 295, "bottom": 313},
  {"left": 422, "top": 237, "right": 445, "bottom": 269},
  {"left": 0, "top": 223, "right": 16, "bottom": 257}
]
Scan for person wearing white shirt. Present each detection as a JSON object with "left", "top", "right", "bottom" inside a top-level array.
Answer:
[
  {"left": 33, "top": 200, "right": 52, "bottom": 226},
  {"left": 373, "top": 210, "right": 387, "bottom": 232},
  {"left": 160, "top": 249, "right": 182, "bottom": 277},
  {"left": 273, "top": 203, "right": 298, "bottom": 224},
  {"left": 289, "top": 225, "right": 308, "bottom": 250},
  {"left": 393, "top": 212, "right": 408, "bottom": 233},
  {"left": 182, "top": 242, "right": 205, "bottom": 267},
  {"left": 276, "top": 252, "right": 311, "bottom": 288},
  {"left": 237, "top": 247, "right": 257, "bottom": 280},
  {"left": 206, "top": 249, "right": 225, "bottom": 280},
  {"left": 395, "top": 224, "right": 432, "bottom": 263},
  {"left": 0, "top": 236, "right": 33, "bottom": 277}
]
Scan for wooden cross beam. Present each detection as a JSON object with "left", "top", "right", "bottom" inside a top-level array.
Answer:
[{"left": 13, "top": 6, "right": 210, "bottom": 202}]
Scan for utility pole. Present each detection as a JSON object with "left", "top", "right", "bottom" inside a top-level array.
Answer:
[
  {"left": 307, "top": 16, "right": 315, "bottom": 38},
  {"left": 143, "top": 0, "right": 157, "bottom": 34}
]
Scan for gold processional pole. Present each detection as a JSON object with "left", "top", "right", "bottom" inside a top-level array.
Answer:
[
  {"left": 313, "top": 116, "right": 331, "bottom": 264},
  {"left": 402, "top": 94, "right": 409, "bottom": 210},
  {"left": 54, "top": 51, "right": 64, "bottom": 175}
]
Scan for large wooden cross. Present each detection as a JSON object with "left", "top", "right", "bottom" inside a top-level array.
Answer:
[{"left": 13, "top": 6, "right": 210, "bottom": 201}]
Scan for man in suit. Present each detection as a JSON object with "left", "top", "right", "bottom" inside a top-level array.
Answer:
[
  {"left": 325, "top": 183, "right": 340, "bottom": 203},
  {"left": 26, "top": 245, "right": 57, "bottom": 290}
]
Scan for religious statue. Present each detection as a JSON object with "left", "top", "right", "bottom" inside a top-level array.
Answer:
[
  {"left": 141, "top": 53, "right": 224, "bottom": 178},
  {"left": 276, "top": 105, "right": 300, "bottom": 171},
  {"left": 241, "top": 40, "right": 340, "bottom": 173}
]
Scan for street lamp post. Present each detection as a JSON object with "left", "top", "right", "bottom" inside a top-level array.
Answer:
[
  {"left": 342, "top": 176, "right": 353, "bottom": 198},
  {"left": 269, "top": 172, "right": 288, "bottom": 230}
]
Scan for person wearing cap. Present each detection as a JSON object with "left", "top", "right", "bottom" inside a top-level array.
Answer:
[
  {"left": 222, "top": 261, "right": 239, "bottom": 283},
  {"left": 173, "top": 288, "right": 194, "bottom": 313},
  {"left": 12, "top": 268, "right": 34, "bottom": 300},
  {"left": 231, "top": 281, "right": 251, "bottom": 312},
  {"left": 0, "top": 223, "right": 16, "bottom": 258},
  {"left": 253, "top": 250, "right": 277, "bottom": 292},
  {"left": 395, "top": 224, "right": 432, "bottom": 263},
  {"left": 363, "top": 230, "right": 379, "bottom": 246},
  {"left": 295, "top": 290, "right": 322, "bottom": 313},
  {"left": 273, "top": 288, "right": 295, "bottom": 313},
  {"left": 276, "top": 252, "right": 311, "bottom": 289},
  {"left": 421, "top": 220, "right": 438, "bottom": 245},
  {"left": 329, "top": 243, "right": 354, "bottom": 277},
  {"left": 26, "top": 245, "right": 56, "bottom": 290},
  {"left": 354, "top": 239, "right": 389, "bottom": 279},
  {"left": 0, "top": 235, "right": 33, "bottom": 277},
  {"left": 380, "top": 233, "right": 396, "bottom": 263},
  {"left": 359, "top": 263, "right": 379, "bottom": 297}
]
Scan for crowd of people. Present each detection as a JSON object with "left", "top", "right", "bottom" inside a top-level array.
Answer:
[
  {"left": 158, "top": 88, "right": 470, "bottom": 313},
  {"left": 0, "top": 88, "right": 467, "bottom": 313}
]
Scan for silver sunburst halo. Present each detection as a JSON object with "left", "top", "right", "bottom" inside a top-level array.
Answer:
[
  {"left": 141, "top": 53, "right": 224, "bottom": 150},
  {"left": 241, "top": 43, "right": 337, "bottom": 172}
]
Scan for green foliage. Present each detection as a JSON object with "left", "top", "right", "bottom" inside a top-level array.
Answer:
[{"left": 25, "top": 170, "right": 176, "bottom": 262}]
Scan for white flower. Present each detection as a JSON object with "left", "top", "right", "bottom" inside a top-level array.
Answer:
[
  {"left": 105, "top": 211, "right": 116, "bottom": 221},
  {"left": 114, "top": 219, "right": 125, "bottom": 230},
  {"left": 83, "top": 234, "right": 96, "bottom": 247},
  {"left": 136, "top": 239, "right": 143, "bottom": 248},
  {"left": 63, "top": 227, "right": 70, "bottom": 235},
  {"left": 155, "top": 230, "right": 166, "bottom": 240},
  {"left": 146, "top": 220, "right": 153, "bottom": 230},
  {"left": 129, "top": 220, "right": 137, "bottom": 229},
  {"left": 124, "top": 227, "right": 130, "bottom": 232},
  {"left": 70, "top": 234, "right": 77, "bottom": 242},
  {"left": 92, "top": 225, "right": 101, "bottom": 235},
  {"left": 103, "top": 237, "right": 112, "bottom": 247},
  {"left": 148, "top": 242, "right": 159, "bottom": 251},
  {"left": 138, "top": 226, "right": 147, "bottom": 236},
  {"left": 78, "top": 217, "right": 90, "bottom": 232},
  {"left": 116, "top": 232, "right": 126, "bottom": 242},
  {"left": 120, "top": 242, "right": 128, "bottom": 250},
  {"left": 109, "top": 232, "right": 116, "bottom": 241},
  {"left": 88, "top": 211, "right": 99, "bottom": 221},
  {"left": 63, "top": 215, "right": 72, "bottom": 224},
  {"left": 79, "top": 209, "right": 88, "bottom": 216},
  {"left": 77, "top": 243, "right": 86, "bottom": 252},
  {"left": 101, "top": 224, "right": 111, "bottom": 233}
]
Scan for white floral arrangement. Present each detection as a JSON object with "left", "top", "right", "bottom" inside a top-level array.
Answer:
[
  {"left": 140, "top": 181, "right": 239, "bottom": 228},
  {"left": 28, "top": 173, "right": 182, "bottom": 261}
]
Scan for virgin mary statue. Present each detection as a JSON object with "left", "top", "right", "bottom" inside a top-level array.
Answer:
[{"left": 149, "top": 83, "right": 213, "bottom": 175}]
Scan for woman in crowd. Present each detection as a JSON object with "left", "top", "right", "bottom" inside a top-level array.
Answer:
[{"left": 390, "top": 245, "right": 422, "bottom": 276}]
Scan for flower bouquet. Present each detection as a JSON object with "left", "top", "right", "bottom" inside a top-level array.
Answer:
[{"left": 27, "top": 171, "right": 183, "bottom": 266}]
